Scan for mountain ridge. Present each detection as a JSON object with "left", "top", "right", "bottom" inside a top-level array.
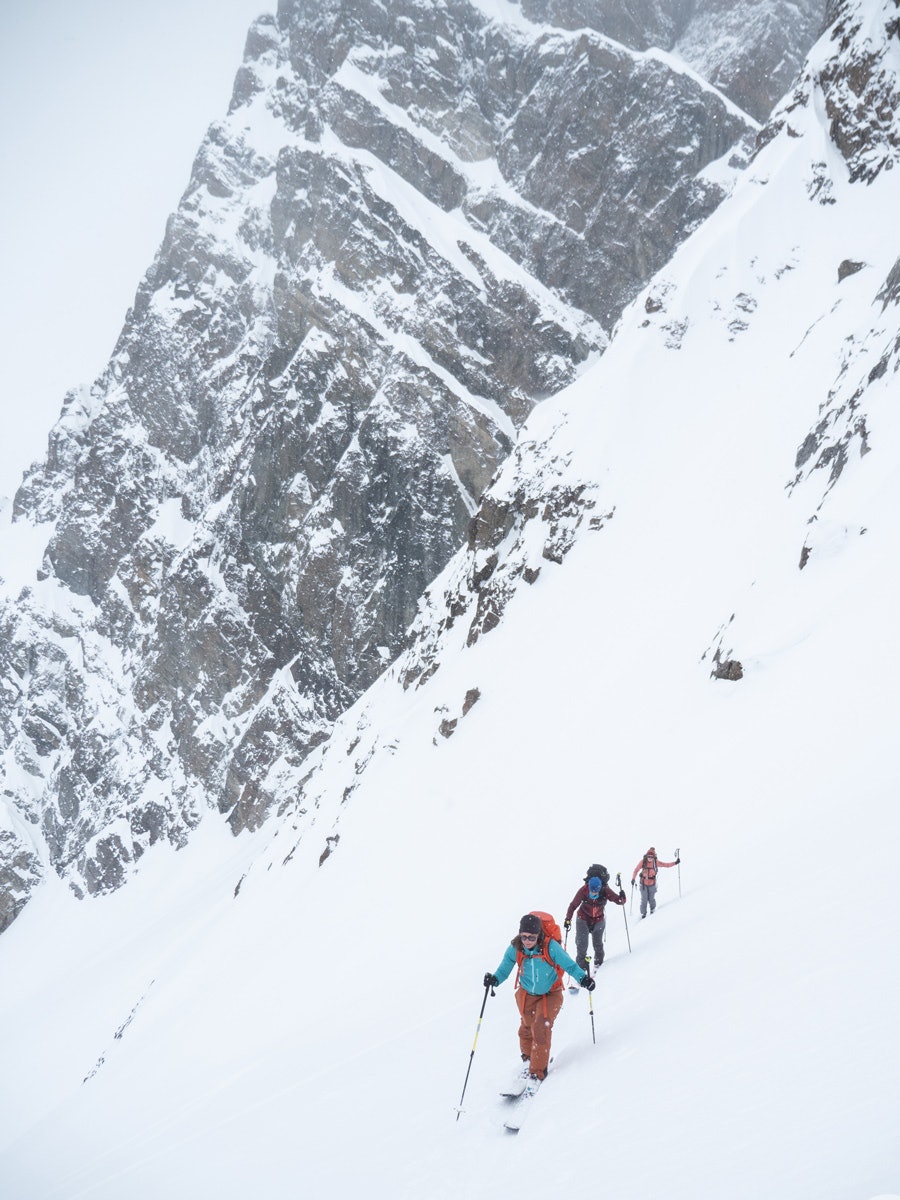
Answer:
[
  {"left": 0, "top": 4, "right": 896, "bottom": 1194},
  {"left": 1, "top": 0, "right": 825, "bottom": 923}
]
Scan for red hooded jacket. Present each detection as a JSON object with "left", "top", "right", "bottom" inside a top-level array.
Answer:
[{"left": 565, "top": 882, "right": 625, "bottom": 928}]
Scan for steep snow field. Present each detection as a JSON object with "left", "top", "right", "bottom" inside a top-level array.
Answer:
[
  {"left": 1, "top": 4, "right": 899, "bottom": 1197},
  {"left": 0, "top": 506, "right": 896, "bottom": 1200}
]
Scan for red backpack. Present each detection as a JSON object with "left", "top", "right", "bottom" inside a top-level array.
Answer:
[
  {"left": 515, "top": 911, "right": 565, "bottom": 992},
  {"left": 641, "top": 854, "right": 658, "bottom": 885}
]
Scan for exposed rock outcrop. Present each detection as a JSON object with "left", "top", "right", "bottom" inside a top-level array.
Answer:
[{"left": 0, "top": 0, "right": 823, "bottom": 924}]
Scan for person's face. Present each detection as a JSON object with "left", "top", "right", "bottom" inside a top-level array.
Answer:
[{"left": 521, "top": 931, "right": 538, "bottom": 946}]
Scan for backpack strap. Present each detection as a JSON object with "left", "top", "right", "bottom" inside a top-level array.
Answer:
[
  {"left": 542, "top": 938, "right": 565, "bottom": 991},
  {"left": 514, "top": 933, "right": 544, "bottom": 989},
  {"left": 515, "top": 935, "right": 564, "bottom": 992}
]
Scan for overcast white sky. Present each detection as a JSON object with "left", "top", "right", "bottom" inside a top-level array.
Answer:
[{"left": 0, "top": 0, "right": 272, "bottom": 502}]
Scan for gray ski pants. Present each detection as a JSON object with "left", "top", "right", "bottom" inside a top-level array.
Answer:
[
  {"left": 639, "top": 882, "right": 658, "bottom": 916},
  {"left": 574, "top": 915, "right": 606, "bottom": 969}
]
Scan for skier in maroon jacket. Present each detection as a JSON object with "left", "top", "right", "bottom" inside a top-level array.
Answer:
[{"left": 564, "top": 870, "right": 626, "bottom": 970}]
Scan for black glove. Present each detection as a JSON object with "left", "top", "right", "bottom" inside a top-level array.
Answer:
[
  {"left": 564, "top": 918, "right": 571, "bottom": 931},
  {"left": 483, "top": 972, "right": 499, "bottom": 989},
  {"left": 676, "top": 857, "right": 681, "bottom": 864},
  {"left": 631, "top": 878, "right": 636, "bottom": 887},
  {"left": 580, "top": 975, "right": 596, "bottom": 992},
  {"left": 618, "top": 889, "right": 626, "bottom": 902}
]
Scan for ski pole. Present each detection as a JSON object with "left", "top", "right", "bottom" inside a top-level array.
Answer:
[
  {"left": 564, "top": 922, "right": 575, "bottom": 990},
  {"left": 675, "top": 847, "right": 682, "bottom": 898},
  {"left": 585, "top": 956, "right": 596, "bottom": 1045},
  {"left": 616, "top": 873, "right": 632, "bottom": 953},
  {"left": 456, "top": 982, "right": 491, "bottom": 1120},
  {"left": 630, "top": 878, "right": 635, "bottom": 915}
]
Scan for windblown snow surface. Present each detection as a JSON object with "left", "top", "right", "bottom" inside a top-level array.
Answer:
[{"left": 0, "top": 5, "right": 899, "bottom": 1198}]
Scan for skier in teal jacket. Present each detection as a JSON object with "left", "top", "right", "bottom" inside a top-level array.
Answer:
[{"left": 484, "top": 913, "right": 594, "bottom": 1081}]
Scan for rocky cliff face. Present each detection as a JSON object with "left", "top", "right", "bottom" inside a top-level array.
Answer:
[
  {"left": 519, "top": 0, "right": 825, "bottom": 122},
  {"left": 246, "top": 0, "right": 898, "bottom": 887},
  {"left": 0, "top": 0, "right": 823, "bottom": 926}
]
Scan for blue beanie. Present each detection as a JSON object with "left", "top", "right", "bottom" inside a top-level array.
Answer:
[{"left": 589, "top": 876, "right": 602, "bottom": 891}]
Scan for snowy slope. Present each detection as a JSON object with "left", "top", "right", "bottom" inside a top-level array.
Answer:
[{"left": 0, "top": 1, "right": 898, "bottom": 1197}]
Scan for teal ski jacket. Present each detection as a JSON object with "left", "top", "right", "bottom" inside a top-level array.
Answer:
[{"left": 493, "top": 937, "right": 585, "bottom": 995}]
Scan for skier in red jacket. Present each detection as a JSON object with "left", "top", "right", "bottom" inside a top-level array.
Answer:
[{"left": 631, "top": 846, "right": 679, "bottom": 917}]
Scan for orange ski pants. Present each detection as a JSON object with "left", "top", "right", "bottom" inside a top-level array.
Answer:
[{"left": 515, "top": 986, "right": 563, "bottom": 1078}]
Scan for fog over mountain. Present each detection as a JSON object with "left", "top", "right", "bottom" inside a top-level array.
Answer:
[
  {"left": 0, "top": 3, "right": 897, "bottom": 1194},
  {"left": 0, "top": 0, "right": 826, "bottom": 921}
]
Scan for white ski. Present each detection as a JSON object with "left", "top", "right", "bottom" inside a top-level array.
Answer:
[
  {"left": 503, "top": 1077, "right": 542, "bottom": 1133},
  {"left": 499, "top": 1066, "right": 530, "bottom": 1099}
]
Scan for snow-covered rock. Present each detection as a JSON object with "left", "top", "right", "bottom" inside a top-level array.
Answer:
[
  {"left": 241, "top": 0, "right": 900, "bottom": 880},
  {"left": 0, "top": 6, "right": 898, "bottom": 1196},
  {"left": 0, "top": 0, "right": 822, "bottom": 920}
]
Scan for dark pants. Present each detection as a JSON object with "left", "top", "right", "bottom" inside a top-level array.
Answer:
[{"left": 575, "top": 915, "right": 606, "bottom": 969}]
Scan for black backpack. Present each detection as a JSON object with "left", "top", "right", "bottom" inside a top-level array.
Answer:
[{"left": 584, "top": 863, "right": 610, "bottom": 888}]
